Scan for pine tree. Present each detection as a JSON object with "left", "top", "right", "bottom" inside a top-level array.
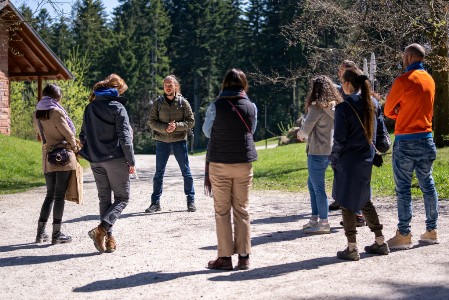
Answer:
[
  {"left": 50, "top": 16, "right": 74, "bottom": 62},
  {"left": 72, "top": 0, "right": 110, "bottom": 86}
]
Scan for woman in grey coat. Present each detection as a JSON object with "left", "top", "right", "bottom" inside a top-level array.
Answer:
[{"left": 297, "top": 75, "right": 342, "bottom": 234}]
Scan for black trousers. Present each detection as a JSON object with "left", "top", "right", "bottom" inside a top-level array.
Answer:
[
  {"left": 341, "top": 201, "right": 383, "bottom": 243},
  {"left": 39, "top": 171, "right": 71, "bottom": 224}
]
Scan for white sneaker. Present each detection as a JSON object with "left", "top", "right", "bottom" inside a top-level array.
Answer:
[{"left": 304, "top": 223, "right": 331, "bottom": 234}]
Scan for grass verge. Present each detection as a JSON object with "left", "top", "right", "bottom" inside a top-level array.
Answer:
[
  {"left": 0, "top": 135, "right": 89, "bottom": 194},
  {"left": 253, "top": 141, "right": 449, "bottom": 199}
]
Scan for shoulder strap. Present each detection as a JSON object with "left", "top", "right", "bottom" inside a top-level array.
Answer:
[
  {"left": 345, "top": 101, "right": 380, "bottom": 154},
  {"left": 226, "top": 99, "right": 251, "bottom": 134},
  {"left": 37, "top": 120, "right": 47, "bottom": 144},
  {"left": 157, "top": 96, "right": 164, "bottom": 112}
]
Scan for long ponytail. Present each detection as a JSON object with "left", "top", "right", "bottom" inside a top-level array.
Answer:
[{"left": 342, "top": 68, "right": 375, "bottom": 143}]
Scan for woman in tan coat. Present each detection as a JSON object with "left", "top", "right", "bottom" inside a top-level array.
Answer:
[{"left": 34, "top": 84, "right": 79, "bottom": 244}]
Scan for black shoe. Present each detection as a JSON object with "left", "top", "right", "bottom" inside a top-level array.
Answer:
[
  {"left": 365, "top": 242, "right": 389, "bottom": 255},
  {"left": 145, "top": 203, "right": 161, "bottom": 213},
  {"left": 187, "top": 202, "right": 196, "bottom": 212},
  {"left": 356, "top": 215, "right": 366, "bottom": 227},
  {"left": 52, "top": 232, "right": 72, "bottom": 244},
  {"left": 329, "top": 201, "right": 341, "bottom": 211}
]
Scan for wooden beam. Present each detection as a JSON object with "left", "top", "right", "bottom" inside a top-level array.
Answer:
[{"left": 9, "top": 71, "right": 59, "bottom": 77}]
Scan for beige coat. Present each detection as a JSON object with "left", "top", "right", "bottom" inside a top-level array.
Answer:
[{"left": 33, "top": 108, "right": 78, "bottom": 173}]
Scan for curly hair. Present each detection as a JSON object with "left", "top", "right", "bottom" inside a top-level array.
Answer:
[
  {"left": 305, "top": 75, "right": 343, "bottom": 111},
  {"left": 89, "top": 74, "right": 128, "bottom": 102}
]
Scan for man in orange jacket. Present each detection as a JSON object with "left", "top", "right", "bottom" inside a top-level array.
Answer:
[{"left": 384, "top": 43, "right": 439, "bottom": 250}]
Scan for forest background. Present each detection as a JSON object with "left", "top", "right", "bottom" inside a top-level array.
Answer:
[{"left": 7, "top": 0, "right": 449, "bottom": 153}]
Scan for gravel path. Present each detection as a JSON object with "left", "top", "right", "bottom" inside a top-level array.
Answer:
[{"left": 0, "top": 154, "right": 448, "bottom": 300}]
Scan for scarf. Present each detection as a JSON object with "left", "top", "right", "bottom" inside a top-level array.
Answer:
[
  {"left": 93, "top": 87, "right": 119, "bottom": 97},
  {"left": 405, "top": 61, "right": 425, "bottom": 72},
  {"left": 36, "top": 96, "right": 76, "bottom": 134}
]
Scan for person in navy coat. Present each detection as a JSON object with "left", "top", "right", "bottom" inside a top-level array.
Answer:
[{"left": 330, "top": 67, "right": 389, "bottom": 261}]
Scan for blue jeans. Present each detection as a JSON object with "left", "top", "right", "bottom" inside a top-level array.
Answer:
[
  {"left": 392, "top": 138, "right": 438, "bottom": 234},
  {"left": 307, "top": 155, "right": 330, "bottom": 220},
  {"left": 152, "top": 140, "right": 195, "bottom": 203}
]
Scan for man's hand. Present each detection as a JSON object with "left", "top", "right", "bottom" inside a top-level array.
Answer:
[
  {"left": 166, "top": 121, "right": 176, "bottom": 133},
  {"left": 394, "top": 105, "right": 400, "bottom": 115},
  {"left": 128, "top": 165, "right": 136, "bottom": 174},
  {"left": 297, "top": 131, "right": 305, "bottom": 142}
]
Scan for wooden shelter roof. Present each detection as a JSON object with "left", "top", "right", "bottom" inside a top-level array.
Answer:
[{"left": 1, "top": 1, "right": 73, "bottom": 81}]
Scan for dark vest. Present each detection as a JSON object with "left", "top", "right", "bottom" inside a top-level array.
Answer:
[{"left": 207, "top": 95, "right": 258, "bottom": 163}]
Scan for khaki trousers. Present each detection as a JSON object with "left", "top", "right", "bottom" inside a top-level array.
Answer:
[{"left": 209, "top": 162, "right": 253, "bottom": 257}]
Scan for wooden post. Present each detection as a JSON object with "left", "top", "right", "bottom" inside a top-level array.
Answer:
[{"left": 37, "top": 76, "right": 42, "bottom": 101}]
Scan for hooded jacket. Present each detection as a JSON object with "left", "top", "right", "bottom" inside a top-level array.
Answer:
[{"left": 79, "top": 95, "right": 135, "bottom": 166}]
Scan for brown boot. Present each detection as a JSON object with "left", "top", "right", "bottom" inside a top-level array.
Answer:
[
  {"left": 236, "top": 255, "right": 250, "bottom": 270},
  {"left": 105, "top": 236, "right": 116, "bottom": 253},
  {"left": 88, "top": 225, "right": 107, "bottom": 253},
  {"left": 207, "top": 257, "right": 233, "bottom": 270}
]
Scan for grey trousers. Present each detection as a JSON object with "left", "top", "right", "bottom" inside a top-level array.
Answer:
[{"left": 91, "top": 157, "right": 130, "bottom": 233}]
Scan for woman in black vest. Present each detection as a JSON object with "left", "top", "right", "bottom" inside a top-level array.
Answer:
[{"left": 202, "top": 68, "right": 258, "bottom": 270}]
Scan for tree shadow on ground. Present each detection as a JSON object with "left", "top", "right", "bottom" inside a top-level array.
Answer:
[
  {"left": 72, "top": 270, "right": 211, "bottom": 292},
  {"left": 73, "top": 256, "right": 346, "bottom": 292},
  {"left": 0, "top": 252, "right": 97, "bottom": 267},
  {"left": 0, "top": 243, "right": 51, "bottom": 253},
  {"left": 329, "top": 282, "right": 449, "bottom": 300}
]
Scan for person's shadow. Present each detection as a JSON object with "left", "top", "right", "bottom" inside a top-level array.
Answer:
[
  {"left": 0, "top": 243, "right": 52, "bottom": 253},
  {"left": 0, "top": 252, "right": 98, "bottom": 267}
]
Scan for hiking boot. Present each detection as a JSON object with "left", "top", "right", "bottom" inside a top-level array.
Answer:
[
  {"left": 207, "top": 257, "right": 233, "bottom": 270},
  {"left": 356, "top": 215, "right": 366, "bottom": 227},
  {"left": 387, "top": 230, "right": 412, "bottom": 250},
  {"left": 302, "top": 221, "right": 318, "bottom": 230},
  {"left": 105, "top": 236, "right": 116, "bottom": 253},
  {"left": 364, "top": 242, "right": 390, "bottom": 255},
  {"left": 187, "top": 202, "right": 197, "bottom": 212},
  {"left": 145, "top": 203, "right": 161, "bottom": 213},
  {"left": 329, "top": 201, "right": 341, "bottom": 211},
  {"left": 419, "top": 229, "right": 439, "bottom": 244},
  {"left": 236, "top": 255, "right": 250, "bottom": 270},
  {"left": 88, "top": 225, "right": 107, "bottom": 253},
  {"left": 304, "top": 222, "right": 330, "bottom": 234},
  {"left": 36, "top": 221, "right": 49, "bottom": 243},
  {"left": 51, "top": 224, "right": 72, "bottom": 244},
  {"left": 337, "top": 247, "right": 360, "bottom": 261}
]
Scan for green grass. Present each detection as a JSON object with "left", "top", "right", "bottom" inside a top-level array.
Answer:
[
  {"left": 253, "top": 141, "right": 449, "bottom": 200},
  {"left": 0, "top": 135, "right": 88, "bottom": 194}
]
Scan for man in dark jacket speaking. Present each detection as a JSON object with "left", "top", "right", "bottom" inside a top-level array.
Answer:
[{"left": 145, "top": 75, "right": 196, "bottom": 213}]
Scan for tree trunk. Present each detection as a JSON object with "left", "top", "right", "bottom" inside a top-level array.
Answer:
[
  {"left": 193, "top": 71, "right": 201, "bottom": 148},
  {"left": 431, "top": 7, "right": 449, "bottom": 148}
]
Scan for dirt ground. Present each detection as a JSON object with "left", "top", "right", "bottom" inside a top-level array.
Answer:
[{"left": 0, "top": 153, "right": 448, "bottom": 300}]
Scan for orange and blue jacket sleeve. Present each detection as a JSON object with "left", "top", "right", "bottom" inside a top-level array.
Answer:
[{"left": 384, "top": 78, "right": 404, "bottom": 120}]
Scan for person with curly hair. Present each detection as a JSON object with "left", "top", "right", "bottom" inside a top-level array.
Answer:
[
  {"left": 79, "top": 74, "right": 135, "bottom": 254},
  {"left": 297, "top": 75, "right": 343, "bottom": 234}
]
